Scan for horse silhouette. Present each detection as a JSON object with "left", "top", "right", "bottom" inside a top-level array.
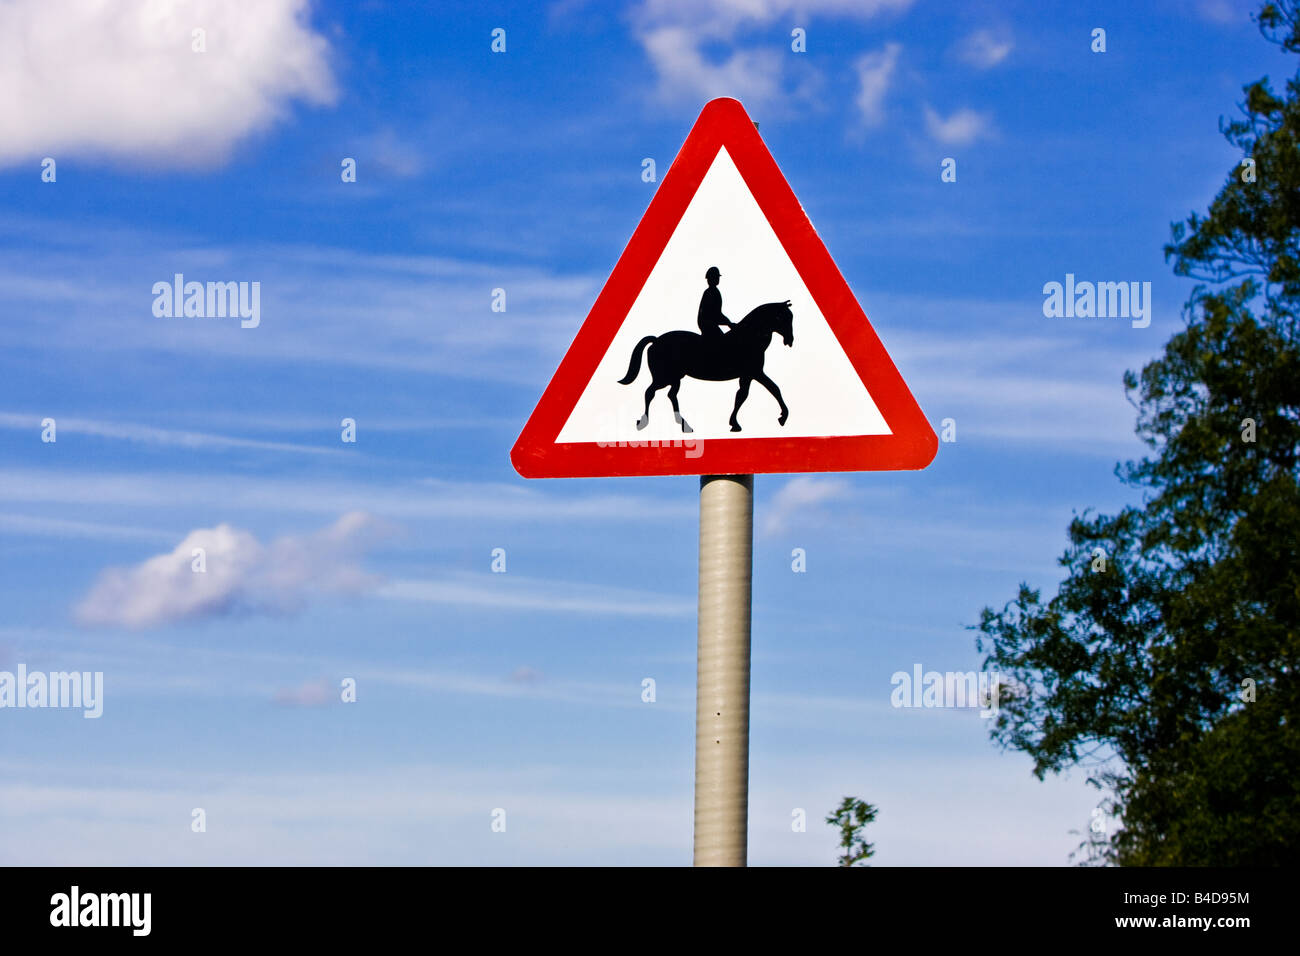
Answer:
[{"left": 617, "top": 300, "right": 793, "bottom": 433}]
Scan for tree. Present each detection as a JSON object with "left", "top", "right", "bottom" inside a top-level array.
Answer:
[
  {"left": 973, "top": 1, "right": 1300, "bottom": 865},
  {"left": 827, "top": 797, "right": 877, "bottom": 866}
]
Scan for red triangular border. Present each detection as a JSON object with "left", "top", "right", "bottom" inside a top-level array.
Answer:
[{"left": 511, "top": 97, "right": 937, "bottom": 478}]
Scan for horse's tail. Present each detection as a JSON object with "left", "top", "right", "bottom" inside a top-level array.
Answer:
[{"left": 617, "top": 335, "right": 657, "bottom": 384}]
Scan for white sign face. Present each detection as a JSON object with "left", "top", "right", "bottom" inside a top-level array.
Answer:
[{"left": 556, "top": 147, "right": 892, "bottom": 445}]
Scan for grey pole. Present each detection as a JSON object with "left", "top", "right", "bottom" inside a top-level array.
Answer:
[{"left": 693, "top": 474, "right": 754, "bottom": 866}]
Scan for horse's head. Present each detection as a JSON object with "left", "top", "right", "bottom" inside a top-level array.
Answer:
[
  {"left": 739, "top": 300, "right": 794, "bottom": 346},
  {"left": 774, "top": 300, "right": 793, "bottom": 347}
]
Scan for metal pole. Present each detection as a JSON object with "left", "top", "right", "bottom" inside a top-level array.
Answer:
[{"left": 693, "top": 474, "right": 753, "bottom": 866}]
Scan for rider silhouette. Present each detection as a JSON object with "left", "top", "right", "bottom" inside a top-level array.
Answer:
[{"left": 697, "top": 266, "right": 734, "bottom": 338}]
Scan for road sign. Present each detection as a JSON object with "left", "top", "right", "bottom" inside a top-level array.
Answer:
[{"left": 511, "top": 97, "right": 936, "bottom": 479}]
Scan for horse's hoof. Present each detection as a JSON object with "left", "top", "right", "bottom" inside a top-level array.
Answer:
[
  {"left": 636, "top": 417, "right": 648, "bottom": 431},
  {"left": 681, "top": 422, "right": 694, "bottom": 434},
  {"left": 730, "top": 423, "right": 742, "bottom": 433},
  {"left": 778, "top": 413, "right": 788, "bottom": 426}
]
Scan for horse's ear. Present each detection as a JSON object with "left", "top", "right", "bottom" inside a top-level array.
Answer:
[{"left": 784, "top": 299, "right": 792, "bottom": 307}]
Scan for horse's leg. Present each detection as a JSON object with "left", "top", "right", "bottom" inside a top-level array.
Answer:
[
  {"left": 754, "top": 371, "right": 789, "bottom": 426},
  {"left": 637, "top": 381, "right": 659, "bottom": 430},
  {"left": 729, "top": 377, "right": 752, "bottom": 432},
  {"left": 666, "top": 380, "right": 692, "bottom": 433}
]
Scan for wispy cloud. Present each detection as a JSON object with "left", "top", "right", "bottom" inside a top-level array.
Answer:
[
  {"left": 359, "top": 127, "right": 427, "bottom": 179},
  {"left": 0, "top": 761, "right": 691, "bottom": 865},
  {"left": 0, "top": 751, "right": 1095, "bottom": 865},
  {"left": 378, "top": 573, "right": 693, "bottom": 617},
  {"left": 1194, "top": 0, "right": 1241, "bottom": 24},
  {"left": 877, "top": 314, "right": 1151, "bottom": 455},
  {"left": 2, "top": 629, "right": 672, "bottom": 710},
  {"left": 0, "top": 225, "right": 600, "bottom": 386},
  {"left": 0, "top": 0, "right": 336, "bottom": 168},
  {"left": 953, "top": 28, "right": 1013, "bottom": 69},
  {"left": 0, "top": 468, "right": 694, "bottom": 523},
  {"left": 631, "top": 0, "right": 913, "bottom": 111},
  {"left": 0, "top": 412, "right": 337, "bottom": 456},
  {"left": 637, "top": 25, "right": 787, "bottom": 107},
  {"left": 75, "top": 512, "right": 396, "bottom": 629},
  {"left": 273, "top": 679, "right": 335, "bottom": 707},
  {"left": 854, "top": 43, "right": 903, "bottom": 127},
  {"left": 761, "top": 476, "right": 853, "bottom": 536},
  {"left": 0, "top": 512, "right": 174, "bottom": 543},
  {"left": 922, "top": 105, "right": 993, "bottom": 145}
]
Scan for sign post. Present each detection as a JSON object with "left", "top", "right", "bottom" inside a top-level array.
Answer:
[
  {"left": 693, "top": 473, "right": 753, "bottom": 866},
  {"left": 511, "top": 97, "right": 936, "bottom": 865}
]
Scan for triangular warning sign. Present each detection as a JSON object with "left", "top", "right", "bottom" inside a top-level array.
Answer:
[{"left": 512, "top": 97, "right": 936, "bottom": 478}]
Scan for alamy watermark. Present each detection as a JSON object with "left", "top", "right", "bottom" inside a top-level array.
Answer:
[
  {"left": 890, "top": 663, "right": 1000, "bottom": 717},
  {"left": 596, "top": 435, "right": 704, "bottom": 458},
  {"left": 50, "top": 886, "right": 150, "bottom": 936},
  {"left": 590, "top": 407, "right": 704, "bottom": 458},
  {"left": 1042, "top": 273, "right": 1151, "bottom": 328},
  {"left": 0, "top": 664, "right": 103, "bottom": 718},
  {"left": 152, "top": 273, "right": 260, "bottom": 328}
]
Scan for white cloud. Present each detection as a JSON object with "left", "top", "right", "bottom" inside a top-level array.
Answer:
[
  {"left": 631, "top": 0, "right": 912, "bottom": 109},
  {"left": 853, "top": 43, "right": 902, "bottom": 126},
  {"left": 639, "top": 25, "right": 786, "bottom": 106},
  {"left": 923, "top": 105, "right": 992, "bottom": 145},
  {"left": 0, "top": 0, "right": 335, "bottom": 168},
  {"left": 75, "top": 512, "right": 394, "bottom": 629},
  {"left": 761, "top": 475, "right": 853, "bottom": 536},
  {"left": 953, "top": 28, "right": 1013, "bottom": 69}
]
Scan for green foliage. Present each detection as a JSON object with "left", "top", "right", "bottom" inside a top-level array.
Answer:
[
  {"left": 1167, "top": 4, "right": 1300, "bottom": 325},
  {"left": 826, "top": 796, "right": 877, "bottom": 866},
  {"left": 974, "top": 1, "right": 1300, "bottom": 865}
]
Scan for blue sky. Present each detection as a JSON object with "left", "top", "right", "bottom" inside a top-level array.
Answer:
[{"left": 0, "top": 0, "right": 1281, "bottom": 864}]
